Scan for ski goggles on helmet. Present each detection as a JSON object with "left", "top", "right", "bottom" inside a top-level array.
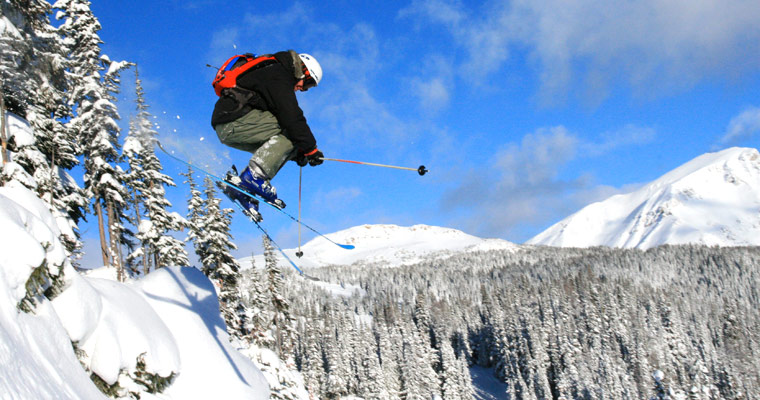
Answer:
[{"left": 301, "top": 67, "right": 318, "bottom": 91}]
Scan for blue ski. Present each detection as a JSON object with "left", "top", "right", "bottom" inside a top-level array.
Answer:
[
  {"left": 157, "top": 141, "right": 355, "bottom": 250},
  {"left": 222, "top": 189, "right": 320, "bottom": 281}
]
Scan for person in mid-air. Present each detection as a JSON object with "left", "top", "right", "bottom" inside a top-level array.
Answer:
[{"left": 211, "top": 50, "right": 324, "bottom": 214}]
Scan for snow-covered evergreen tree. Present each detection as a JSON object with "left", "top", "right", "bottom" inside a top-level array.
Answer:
[
  {"left": 356, "top": 325, "right": 388, "bottom": 399},
  {"left": 1, "top": 0, "right": 86, "bottom": 254},
  {"left": 125, "top": 65, "right": 188, "bottom": 270},
  {"left": 298, "top": 323, "right": 324, "bottom": 397},
  {"left": 376, "top": 323, "right": 402, "bottom": 399},
  {"left": 240, "top": 260, "right": 274, "bottom": 347},
  {"left": 199, "top": 176, "right": 249, "bottom": 340},
  {"left": 50, "top": 0, "right": 133, "bottom": 276},
  {"left": 263, "top": 235, "right": 297, "bottom": 358},
  {"left": 181, "top": 166, "right": 204, "bottom": 264}
]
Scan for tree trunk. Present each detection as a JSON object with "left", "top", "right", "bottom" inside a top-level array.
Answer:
[
  {"left": 47, "top": 145, "right": 55, "bottom": 204},
  {"left": 106, "top": 199, "right": 123, "bottom": 281},
  {"left": 1, "top": 92, "right": 9, "bottom": 165},
  {"left": 132, "top": 190, "right": 149, "bottom": 275},
  {"left": 95, "top": 196, "right": 110, "bottom": 267}
]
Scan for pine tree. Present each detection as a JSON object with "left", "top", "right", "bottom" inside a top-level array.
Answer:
[
  {"left": 200, "top": 176, "right": 249, "bottom": 339},
  {"left": 0, "top": 1, "right": 45, "bottom": 114},
  {"left": 125, "top": 66, "right": 188, "bottom": 269},
  {"left": 122, "top": 68, "right": 150, "bottom": 273},
  {"left": 1, "top": 0, "right": 86, "bottom": 254},
  {"left": 376, "top": 323, "right": 403, "bottom": 399},
  {"left": 182, "top": 166, "right": 205, "bottom": 266},
  {"left": 240, "top": 260, "right": 274, "bottom": 347},
  {"left": 322, "top": 311, "right": 350, "bottom": 398},
  {"left": 299, "top": 323, "right": 325, "bottom": 397},
  {"left": 50, "top": 0, "right": 134, "bottom": 273},
  {"left": 356, "top": 325, "right": 388, "bottom": 399},
  {"left": 264, "top": 235, "right": 297, "bottom": 358}
]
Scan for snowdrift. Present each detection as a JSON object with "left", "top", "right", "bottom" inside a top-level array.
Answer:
[{"left": 0, "top": 186, "right": 269, "bottom": 399}]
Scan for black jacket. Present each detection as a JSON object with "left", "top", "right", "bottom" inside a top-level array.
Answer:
[{"left": 211, "top": 51, "right": 317, "bottom": 153}]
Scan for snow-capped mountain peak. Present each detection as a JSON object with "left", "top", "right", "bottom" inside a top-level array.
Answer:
[
  {"left": 240, "top": 224, "right": 517, "bottom": 269},
  {"left": 528, "top": 147, "right": 760, "bottom": 249}
]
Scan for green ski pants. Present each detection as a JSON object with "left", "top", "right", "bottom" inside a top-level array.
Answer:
[{"left": 214, "top": 109, "right": 295, "bottom": 179}]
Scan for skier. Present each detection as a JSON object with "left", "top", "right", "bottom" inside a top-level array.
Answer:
[{"left": 211, "top": 50, "right": 324, "bottom": 212}]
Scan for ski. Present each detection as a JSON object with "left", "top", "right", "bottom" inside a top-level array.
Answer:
[
  {"left": 156, "top": 141, "right": 355, "bottom": 250},
  {"left": 224, "top": 192, "right": 320, "bottom": 281}
]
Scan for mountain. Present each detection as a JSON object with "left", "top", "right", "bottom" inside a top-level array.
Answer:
[
  {"left": 528, "top": 147, "right": 760, "bottom": 249},
  {"left": 239, "top": 224, "right": 518, "bottom": 269}
]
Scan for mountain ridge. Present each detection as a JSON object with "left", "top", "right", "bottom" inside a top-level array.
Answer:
[
  {"left": 239, "top": 223, "right": 518, "bottom": 269},
  {"left": 527, "top": 147, "right": 760, "bottom": 249}
]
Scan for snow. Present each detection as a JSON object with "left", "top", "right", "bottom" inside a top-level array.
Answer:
[
  {"left": 0, "top": 15, "right": 23, "bottom": 39},
  {"left": 138, "top": 267, "right": 269, "bottom": 400},
  {"left": 470, "top": 365, "right": 508, "bottom": 400},
  {"left": 239, "top": 223, "right": 519, "bottom": 271},
  {"left": 4, "top": 111, "right": 36, "bottom": 147},
  {"left": 0, "top": 186, "right": 270, "bottom": 399},
  {"left": 311, "top": 280, "right": 366, "bottom": 298},
  {"left": 528, "top": 147, "right": 760, "bottom": 249}
]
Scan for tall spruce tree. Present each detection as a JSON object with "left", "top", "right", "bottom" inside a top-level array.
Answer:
[
  {"left": 1, "top": 0, "right": 86, "bottom": 254},
  {"left": 125, "top": 66, "right": 188, "bottom": 270},
  {"left": 263, "top": 235, "right": 297, "bottom": 358},
  {"left": 181, "top": 166, "right": 204, "bottom": 264},
  {"left": 52, "top": 0, "right": 132, "bottom": 273},
  {"left": 199, "top": 176, "right": 249, "bottom": 339},
  {"left": 240, "top": 260, "right": 274, "bottom": 347},
  {"left": 123, "top": 67, "right": 151, "bottom": 272}
]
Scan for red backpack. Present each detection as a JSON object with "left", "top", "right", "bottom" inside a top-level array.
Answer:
[{"left": 212, "top": 53, "right": 278, "bottom": 96}]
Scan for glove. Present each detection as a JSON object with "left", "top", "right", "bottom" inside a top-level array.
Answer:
[{"left": 297, "top": 148, "right": 323, "bottom": 167}]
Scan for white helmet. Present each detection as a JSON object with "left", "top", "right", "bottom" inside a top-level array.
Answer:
[{"left": 299, "top": 53, "right": 323, "bottom": 87}]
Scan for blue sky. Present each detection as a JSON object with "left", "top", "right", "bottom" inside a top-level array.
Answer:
[{"left": 82, "top": 0, "right": 760, "bottom": 262}]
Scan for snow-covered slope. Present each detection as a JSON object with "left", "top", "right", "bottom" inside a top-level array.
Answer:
[
  {"left": 0, "top": 185, "right": 270, "bottom": 399},
  {"left": 240, "top": 224, "right": 518, "bottom": 269},
  {"left": 528, "top": 147, "right": 760, "bottom": 249}
]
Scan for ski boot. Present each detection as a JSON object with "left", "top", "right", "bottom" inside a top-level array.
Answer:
[
  {"left": 237, "top": 166, "right": 286, "bottom": 209},
  {"left": 221, "top": 169, "right": 263, "bottom": 222}
]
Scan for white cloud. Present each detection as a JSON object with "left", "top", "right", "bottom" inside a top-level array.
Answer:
[
  {"left": 408, "top": 54, "right": 455, "bottom": 112},
  {"left": 441, "top": 126, "right": 584, "bottom": 239},
  {"left": 582, "top": 124, "right": 657, "bottom": 156},
  {"left": 721, "top": 106, "right": 760, "bottom": 144},
  {"left": 316, "top": 186, "right": 363, "bottom": 210},
  {"left": 404, "top": 0, "right": 760, "bottom": 104},
  {"left": 440, "top": 124, "right": 652, "bottom": 241}
]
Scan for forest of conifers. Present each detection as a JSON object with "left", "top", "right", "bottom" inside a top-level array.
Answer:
[{"left": 257, "top": 245, "right": 760, "bottom": 399}]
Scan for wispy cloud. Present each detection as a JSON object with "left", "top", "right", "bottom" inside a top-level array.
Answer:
[
  {"left": 441, "top": 124, "right": 652, "bottom": 241},
  {"left": 403, "top": 0, "right": 760, "bottom": 105},
  {"left": 408, "top": 54, "right": 455, "bottom": 113},
  {"left": 720, "top": 106, "right": 760, "bottom": 145},
  {"left": 581, "top": 124, "right": 657, "bottom": 156},
  {"left": 314, "top": 186, "right": 363, "bottom": 211}
]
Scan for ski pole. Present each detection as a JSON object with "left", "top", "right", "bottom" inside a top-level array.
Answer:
[
  {"left": 296, "top": 167, "right": 304, "bottom": 258},
  {"left": 319, "top": 157, "right": 429, "bottom": 176}
]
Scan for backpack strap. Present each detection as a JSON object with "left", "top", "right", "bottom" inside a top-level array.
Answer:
[{"left": 213, "top": 54, "right": 278, "bottom": 96}]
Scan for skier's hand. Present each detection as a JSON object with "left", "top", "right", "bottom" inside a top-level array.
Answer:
[
  {"left": 307, "top": 149, "right": 324, "bottom": 166},
  {"left": 295, "top": 153, "right": 308, "bottom": 167},
  {"left": 298, "top": 148, "right": 323, "bottom": 167}
]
